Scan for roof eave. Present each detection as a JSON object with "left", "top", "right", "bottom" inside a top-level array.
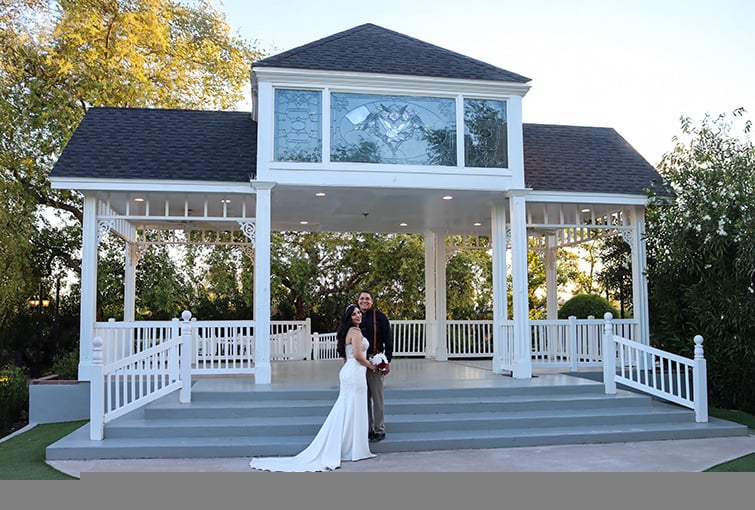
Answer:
[
  {"left": 49, "top": 176, "right": 252, "bottom": 193},
  {"left": 252, "top": 67, "right": 532, "bottom": 96},
  {"left": 527, "top": 190, "right": 652, "bottom": 205}
]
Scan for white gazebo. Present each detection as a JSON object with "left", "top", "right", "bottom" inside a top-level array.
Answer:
[{"left": 48, "top": 25, "right": 687, "bottom": 440}]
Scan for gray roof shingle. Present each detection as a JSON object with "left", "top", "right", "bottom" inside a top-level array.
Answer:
[
  {"left": 50, "top": 107, "right": 662, "bottom": 197},
  {"left": 49, "top": 107, "right": 256, "bottom": 182},
  {"left": 523, "top": 124, "right": 663, "bottom": 195},
  {"left": 253, "top": 23, "right": 531, "bottom": 83}
]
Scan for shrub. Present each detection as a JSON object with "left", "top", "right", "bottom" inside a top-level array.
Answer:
[
  {"left": 558, "top": 294, "right": 619, "bottom": 319},
  {"left": 0, "top": 365, "right": 29, "bottom": 436},
  {"left": 48, "top": 348, "right": 79, "bottom": 381}
]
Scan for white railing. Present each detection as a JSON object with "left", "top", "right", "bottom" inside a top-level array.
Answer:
[
  {"left": 309, "top": 317, "right": 639, "bottom": 364},
  {"left": 392, "top": 320, "right": 426, "bottom": 356},
  {"left": 95, "top": 318, "right": 181, "bottom": 365},
  {"left": 312, "top": 332, "right": 338, "bottom": 360},
  {"left": 446, "top": 320, "right": 494, "bottom": 357},
  {"left": 602, "top": 312, "right": 708, "bottom": 422},
  {"left": 270, "top": 320, "right": 312, "bottom": 360},
  {"left": 191, "top": 320, "right": 255, "bottom": 374},
  {"left": 530, "top": 316, "right": 639, "bottom": 369},
  {"left": 89, "top": 311, "right": 193, "bottom": 440}
]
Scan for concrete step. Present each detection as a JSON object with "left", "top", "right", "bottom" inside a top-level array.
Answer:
[
  {"left": 104, "top": 404, "right": 697, "bottom": 439},
  {"left": 142, "top": 391, "right": 651, "bottom": 419},
  {"left": 45, "top": 416, "right": 748, "bottom": 460},
  {"left": 45, "top": 383, "right": 751, "bottom": 461}
]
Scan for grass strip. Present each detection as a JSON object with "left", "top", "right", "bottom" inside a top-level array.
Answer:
[{"left": 0, "top": 421, "right": 87, "bottom": 480}]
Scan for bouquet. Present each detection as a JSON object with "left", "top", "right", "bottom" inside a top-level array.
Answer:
[{"left": 369, "top": 352, "right": 390, "bottom": 374}]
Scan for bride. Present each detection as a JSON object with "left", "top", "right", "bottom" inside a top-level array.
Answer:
[{"left": 249, "top": 304, "right": 377, "bottom": 472}]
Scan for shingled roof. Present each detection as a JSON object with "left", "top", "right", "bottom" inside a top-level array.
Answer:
[
  {"left": 50, "top": 107, "right": 256, "bottom": 182},
  {"left": 50, "top": 107, "right": 661, "bottom": 197},
  {"left": 253, "top": 23, "right": 531, "bottom": 84},
  {"left": 523, "top": 124, "right": 663, "bottom": 195}
]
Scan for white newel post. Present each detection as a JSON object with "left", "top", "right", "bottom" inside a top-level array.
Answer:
[
  {"left": 90, "top": 336, "right": 105, "bottom": 440},
  {"left": 304, "top": 318, "right": 312, "bottom": 360},
  {"left": 603, "top": 312, "right": 617, "bottom": 394},
  {"left": 179, "top": 311, "right": 193, "bottom": 403},
  {"left": 312, "top": 333, "right": 320, "bottom": 360},
  {"left": 568, "top": 315, "right": 578, "bottom": 372},
  {"left": 693, "top": 335, "right": 708, "bottom": 423}
]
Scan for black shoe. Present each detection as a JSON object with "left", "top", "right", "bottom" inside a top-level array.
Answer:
[
  {"left": 368, "top": 432, "right": 377, "bottom": 441},
  {"left": 370, "top": 433, "right": 385, "bottom": 443}
]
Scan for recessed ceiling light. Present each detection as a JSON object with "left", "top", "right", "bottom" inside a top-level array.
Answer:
[
  {"left": 315, "top": 192, "right": 326, "bottom": 197},
  {"left": 581, "top": 208, "right": 591, "bottom": 213},
  {"left": 473, "top": 222, "right": 482, "bottom": 227},
  {"left": 400, "top": 222, "right": 408, "bottom": 227},
  {"left": 442, "top": 195, "right": 453, "bottom": 200},
  {"left": 299, "top": 221, "right": 308, "bottom": 225},
  {"left": 133, "top": 197, "right": 145, "bottom": 202},
  {"left": 221, "top": 199, "right": 231, "bottom": 204}
]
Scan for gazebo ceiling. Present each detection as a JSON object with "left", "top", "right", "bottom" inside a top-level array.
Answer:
[{"left": 96, "top": 186, "right": 632, "bottom": 236}]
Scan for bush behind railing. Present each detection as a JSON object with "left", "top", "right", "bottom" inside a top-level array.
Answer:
[{"left": 0, "top": 365, "right": 29, "bottom": 436}]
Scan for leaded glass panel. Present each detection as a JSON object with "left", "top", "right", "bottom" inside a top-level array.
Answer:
[
  {"left": 464, "top": 99, "right": 508, "bottom": 168},
  {"left": 331, "top": 92, "right": 456, "bottom": 166},
  {"left": 274, "top": 89, "right": 322, "bottom": 162}
]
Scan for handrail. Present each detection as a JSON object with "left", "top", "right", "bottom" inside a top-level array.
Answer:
[{"left": 602, "top": 312, "right": 708, "bottom": 422}]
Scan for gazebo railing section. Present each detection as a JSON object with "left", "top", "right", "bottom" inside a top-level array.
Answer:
[
  {"left": 311, "top": 317, "right": 638, "bottom": 365},
  {"left": 602, "top": 313, "right": 708, "bottom": 422},
  {"left": 89, "top": 313, "right": 193, "bottom": 440}
]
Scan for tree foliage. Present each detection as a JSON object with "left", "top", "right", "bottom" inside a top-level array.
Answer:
[
  {"left": 645, "top": 109, "right": 755, "bottom": 413},
  {"left": 596, "top": 236, "right": 633, "bottom": 317},
  {"left": 0, "top": 0, "right": 262, "bottom": 371}
]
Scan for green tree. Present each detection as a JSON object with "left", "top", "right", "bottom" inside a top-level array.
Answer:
[
  {"left": 596, "top": 236, "right": 633, "bottom": 317},
  {"left": 1, "top": 0, "right": 262, "bottom": 370},
  {"left": 645, "top": 109, "right": 755, "bottom": 413}
]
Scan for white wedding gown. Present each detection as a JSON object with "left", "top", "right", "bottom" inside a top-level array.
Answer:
[{"left": 249, "top": 336, "right": 375, "bottom": 472}]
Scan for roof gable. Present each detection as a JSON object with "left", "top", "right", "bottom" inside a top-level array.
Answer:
[{"left": 253, "top": 23, "right": 531, "bottom": 83}]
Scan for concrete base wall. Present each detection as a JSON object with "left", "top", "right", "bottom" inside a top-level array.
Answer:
[{"left": 29, "top": 379, "right": 90, "bottom": 424}]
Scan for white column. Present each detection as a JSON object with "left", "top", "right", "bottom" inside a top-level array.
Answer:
[
  {"left": 434, "top": 232, "right": 448, "bottom": 361},
  {"left": 545, "top": 234, "right": 558, "bottom": 320},
  {"left": 508, "top": 190, "right": 532, "bottom": 379},
  {"left": 253, "top": 182, "right": 274, "bottom": 383},
  {"left": 78, "top": 195, "right": 99, "bottom": 381},
  {"left": 491, "top": 203, "right": 508, "bottom": 374},
  {"left": 423, "top": 231, "right": 437, "bottom": 358},
  {"left": 629, "top": 207, "right": 650, "bottom": 345},
  {"left": 123, "top": 241, "right": 136, "bottom": 322}
]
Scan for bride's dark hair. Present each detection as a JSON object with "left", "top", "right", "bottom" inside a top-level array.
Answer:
[{"left": 336, "top": 304, "right": 359, "bottom": 359}]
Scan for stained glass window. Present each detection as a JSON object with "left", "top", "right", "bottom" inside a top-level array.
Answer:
[
  {"left": 274, "top": 89, "right": 322, "bottom": 162},
  {"left": 464, "top": 99, "right": 507, "bottom": 168},
  {"left": 330, "top": 92, "right": 456, "bottom": 166}
]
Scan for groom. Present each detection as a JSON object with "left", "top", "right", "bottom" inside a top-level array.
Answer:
[{"left": 357, "top": 290, "right": 392, "bottom": 442}]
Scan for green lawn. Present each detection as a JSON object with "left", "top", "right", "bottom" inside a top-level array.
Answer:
[
  {"left": 0, "top": 420, "right": 87, "bottom": 480},
  {"left": 704, "top": 408, "right": 755, "bottom": 472}
]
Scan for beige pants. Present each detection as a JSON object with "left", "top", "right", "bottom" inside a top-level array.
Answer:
[{"left": 366, "top": 369, "right": 385, "bottom": 434}]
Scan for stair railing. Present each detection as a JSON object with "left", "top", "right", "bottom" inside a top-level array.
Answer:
[
  {"left": 89, "top": 311, "right": 194, "bottom": 440},
  {"left": 602, "top": 312, "right": 708, "bottom": 422}
]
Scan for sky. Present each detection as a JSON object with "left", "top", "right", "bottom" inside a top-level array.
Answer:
[{"left": 214, "top": 0, "right": 755, "bottom": 167}]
